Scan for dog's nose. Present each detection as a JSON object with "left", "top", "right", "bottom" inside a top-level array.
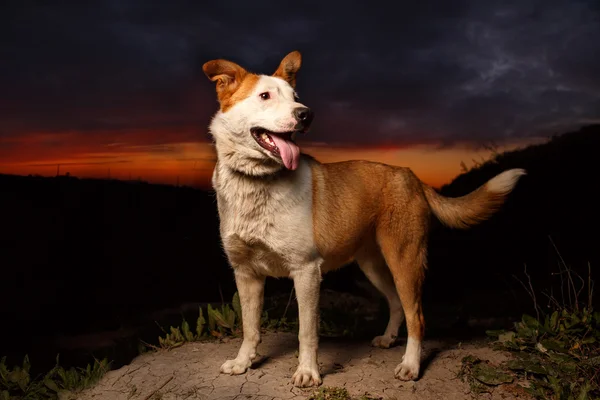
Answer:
[
  {"left": 293, "top": 107, "right": 314, "bottom": 131},
  {"left": 294, "top": 107, "right": 311, "bottom": 121}
]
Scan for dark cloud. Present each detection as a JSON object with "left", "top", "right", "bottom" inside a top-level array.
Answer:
[{"left": 1, "top": 0, "right": 598, "bottom": 146}]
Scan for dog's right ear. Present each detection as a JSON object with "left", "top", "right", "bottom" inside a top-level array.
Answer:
[
  {"left": 273, "top": 51, "right": 302, "bottom": 88},
  {"left": 202, "top": 59, "right": 247, "bottom": 97}
]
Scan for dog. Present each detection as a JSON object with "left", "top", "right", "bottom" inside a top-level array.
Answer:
[{"left": 202, "top": 50, "right": 526, "bottom": 387}]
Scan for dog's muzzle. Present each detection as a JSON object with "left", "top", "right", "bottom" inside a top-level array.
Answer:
[{"left": 293, "top": 107, "right": 314, "bottom": 131}]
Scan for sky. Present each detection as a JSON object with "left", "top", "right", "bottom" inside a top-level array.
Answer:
[{"left": 1, "top": 0, "right": 599, "bottom": 188}]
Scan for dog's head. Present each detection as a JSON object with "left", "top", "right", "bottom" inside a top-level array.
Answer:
[{"left": 203, "top": 51, "right": 313, "bottom": 175}]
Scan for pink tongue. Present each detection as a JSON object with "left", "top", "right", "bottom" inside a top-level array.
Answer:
[{"left": 270, "top": 134, "right": 300, "bottom": 170}]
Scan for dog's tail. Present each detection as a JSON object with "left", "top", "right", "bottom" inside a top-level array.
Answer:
[{"left": 421, "top": 169, "right": 526, "bottom": 229}]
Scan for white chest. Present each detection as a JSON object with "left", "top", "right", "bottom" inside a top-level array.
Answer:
[{"left": 212, "top": 162, "right": 319, "bottom": 276}]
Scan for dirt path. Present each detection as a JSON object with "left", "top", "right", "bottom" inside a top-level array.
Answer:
[{"left": 75, "top": 332, "right": 526, "bottom": 400}]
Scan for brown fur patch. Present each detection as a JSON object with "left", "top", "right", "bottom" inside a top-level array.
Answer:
[
  {"left": 309, "top": 157, "right": 520, "bottom": 344},
  {"left": 421, "top": 184, "right": 507, "bottom": 229},
  {"left": 219, "top": 74, "right": 260, "bottom": 112},
  {"left": 202, "top": 59, "right": 260, "bottom": 112},
  {"left": 309, "top": 159, "right": 429, "bottom": 270}
]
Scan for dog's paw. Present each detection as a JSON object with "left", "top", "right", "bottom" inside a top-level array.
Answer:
[
  {"left": 220, "top": 358, "right": 252, "bottom": 375},
  {"left": 394, "top": 360, "right": 419, "bottom": 381},
  {"left": 371, "top": 335, "right": 396, "bottom": 349},
  {"left": 291, "top": 365, "right": 322, "bottom": 387}
]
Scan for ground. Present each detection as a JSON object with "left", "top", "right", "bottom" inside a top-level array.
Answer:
[{"left": 75, "top": 332, "right": 527, "bottom": 400}]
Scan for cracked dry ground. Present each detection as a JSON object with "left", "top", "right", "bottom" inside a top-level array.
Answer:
[{"left": 77, "top": 332, "right": 524, "bottom": 400}]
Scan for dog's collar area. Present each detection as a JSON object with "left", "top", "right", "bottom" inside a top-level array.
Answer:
[{"left": 223, "top": 162, "right": 287, "bottom": 181}]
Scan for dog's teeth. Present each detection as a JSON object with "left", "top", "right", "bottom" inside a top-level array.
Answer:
[{"left": 258, "top": 131, "right": 276, "bottom": 147}]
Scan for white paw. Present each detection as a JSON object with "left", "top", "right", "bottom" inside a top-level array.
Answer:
[
  {"left": 291, "top": 365, "right": 322, "bottom": 387},
  {"left": 220, "top": 358, "right": 252, "bottom": 375},
  {"left": 394, "top": 360, "right": 420, "bottom": 381},
  {"left": 371, "top": 335, "right": 396, "bottom": 349}
]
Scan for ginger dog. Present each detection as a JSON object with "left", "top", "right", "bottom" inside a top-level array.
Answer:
[{"left": 202, "top": 50, "right": 526, "bottom": 387}]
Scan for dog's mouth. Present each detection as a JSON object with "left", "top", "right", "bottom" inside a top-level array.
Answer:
[{"left": 250, "top": 127, "right": 301, "bottom": 170}]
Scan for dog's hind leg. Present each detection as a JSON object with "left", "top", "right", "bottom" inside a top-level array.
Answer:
[
  {"left": 356, "top": 247, "right": 404, "bottom": 349},
  {"left": 220, "top": 270, "right": 265, "bottom": 375},
  {"left": 378, "top": 234, "right": 427, "bottom": 381}
]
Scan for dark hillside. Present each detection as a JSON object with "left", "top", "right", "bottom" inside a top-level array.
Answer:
[{"left": 426, "top": 124, "right": 600, "bottom": 310}]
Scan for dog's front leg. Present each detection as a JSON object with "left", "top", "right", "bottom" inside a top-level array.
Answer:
[
  {"left": 220, "top": 270, "right": 265, "bottom": 375},
  {"left": 291, "top": 265, "right": 322, "bottom": 387}
]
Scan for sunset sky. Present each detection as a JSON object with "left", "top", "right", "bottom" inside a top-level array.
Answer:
[{"left": 1, "top": 1, "right": 599, "bottom": 189}]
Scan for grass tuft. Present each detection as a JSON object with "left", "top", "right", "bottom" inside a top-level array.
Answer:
[
  {"left": 0, "top": 355, "right": 109, "bottom": 400},
  {"left": 463, "top": 239, "right": 599, "bottom": 399}
]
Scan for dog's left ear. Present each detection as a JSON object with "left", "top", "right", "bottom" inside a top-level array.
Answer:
[{"left": 273, "top": 51, "right": 302, "bottom": 88}]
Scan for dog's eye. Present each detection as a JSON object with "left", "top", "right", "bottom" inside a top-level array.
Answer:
[
  {"left": 294, "top": 95, "right": 300, "bottom": 102},
  {"left": 259, "top": 92, "right": 270, "bottom": 100}
]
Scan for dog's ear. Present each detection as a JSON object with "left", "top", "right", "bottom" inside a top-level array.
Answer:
[
  {"left": 273, "top": 51, "right": 302, "bottom": 88},
  {"left": 202, "top": 59, "right": 247, "bottom": 96}
]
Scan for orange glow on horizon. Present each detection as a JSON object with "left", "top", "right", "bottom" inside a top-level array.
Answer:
[{"left": 0, "top": 129, "right": 545, "bottom": 190}]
